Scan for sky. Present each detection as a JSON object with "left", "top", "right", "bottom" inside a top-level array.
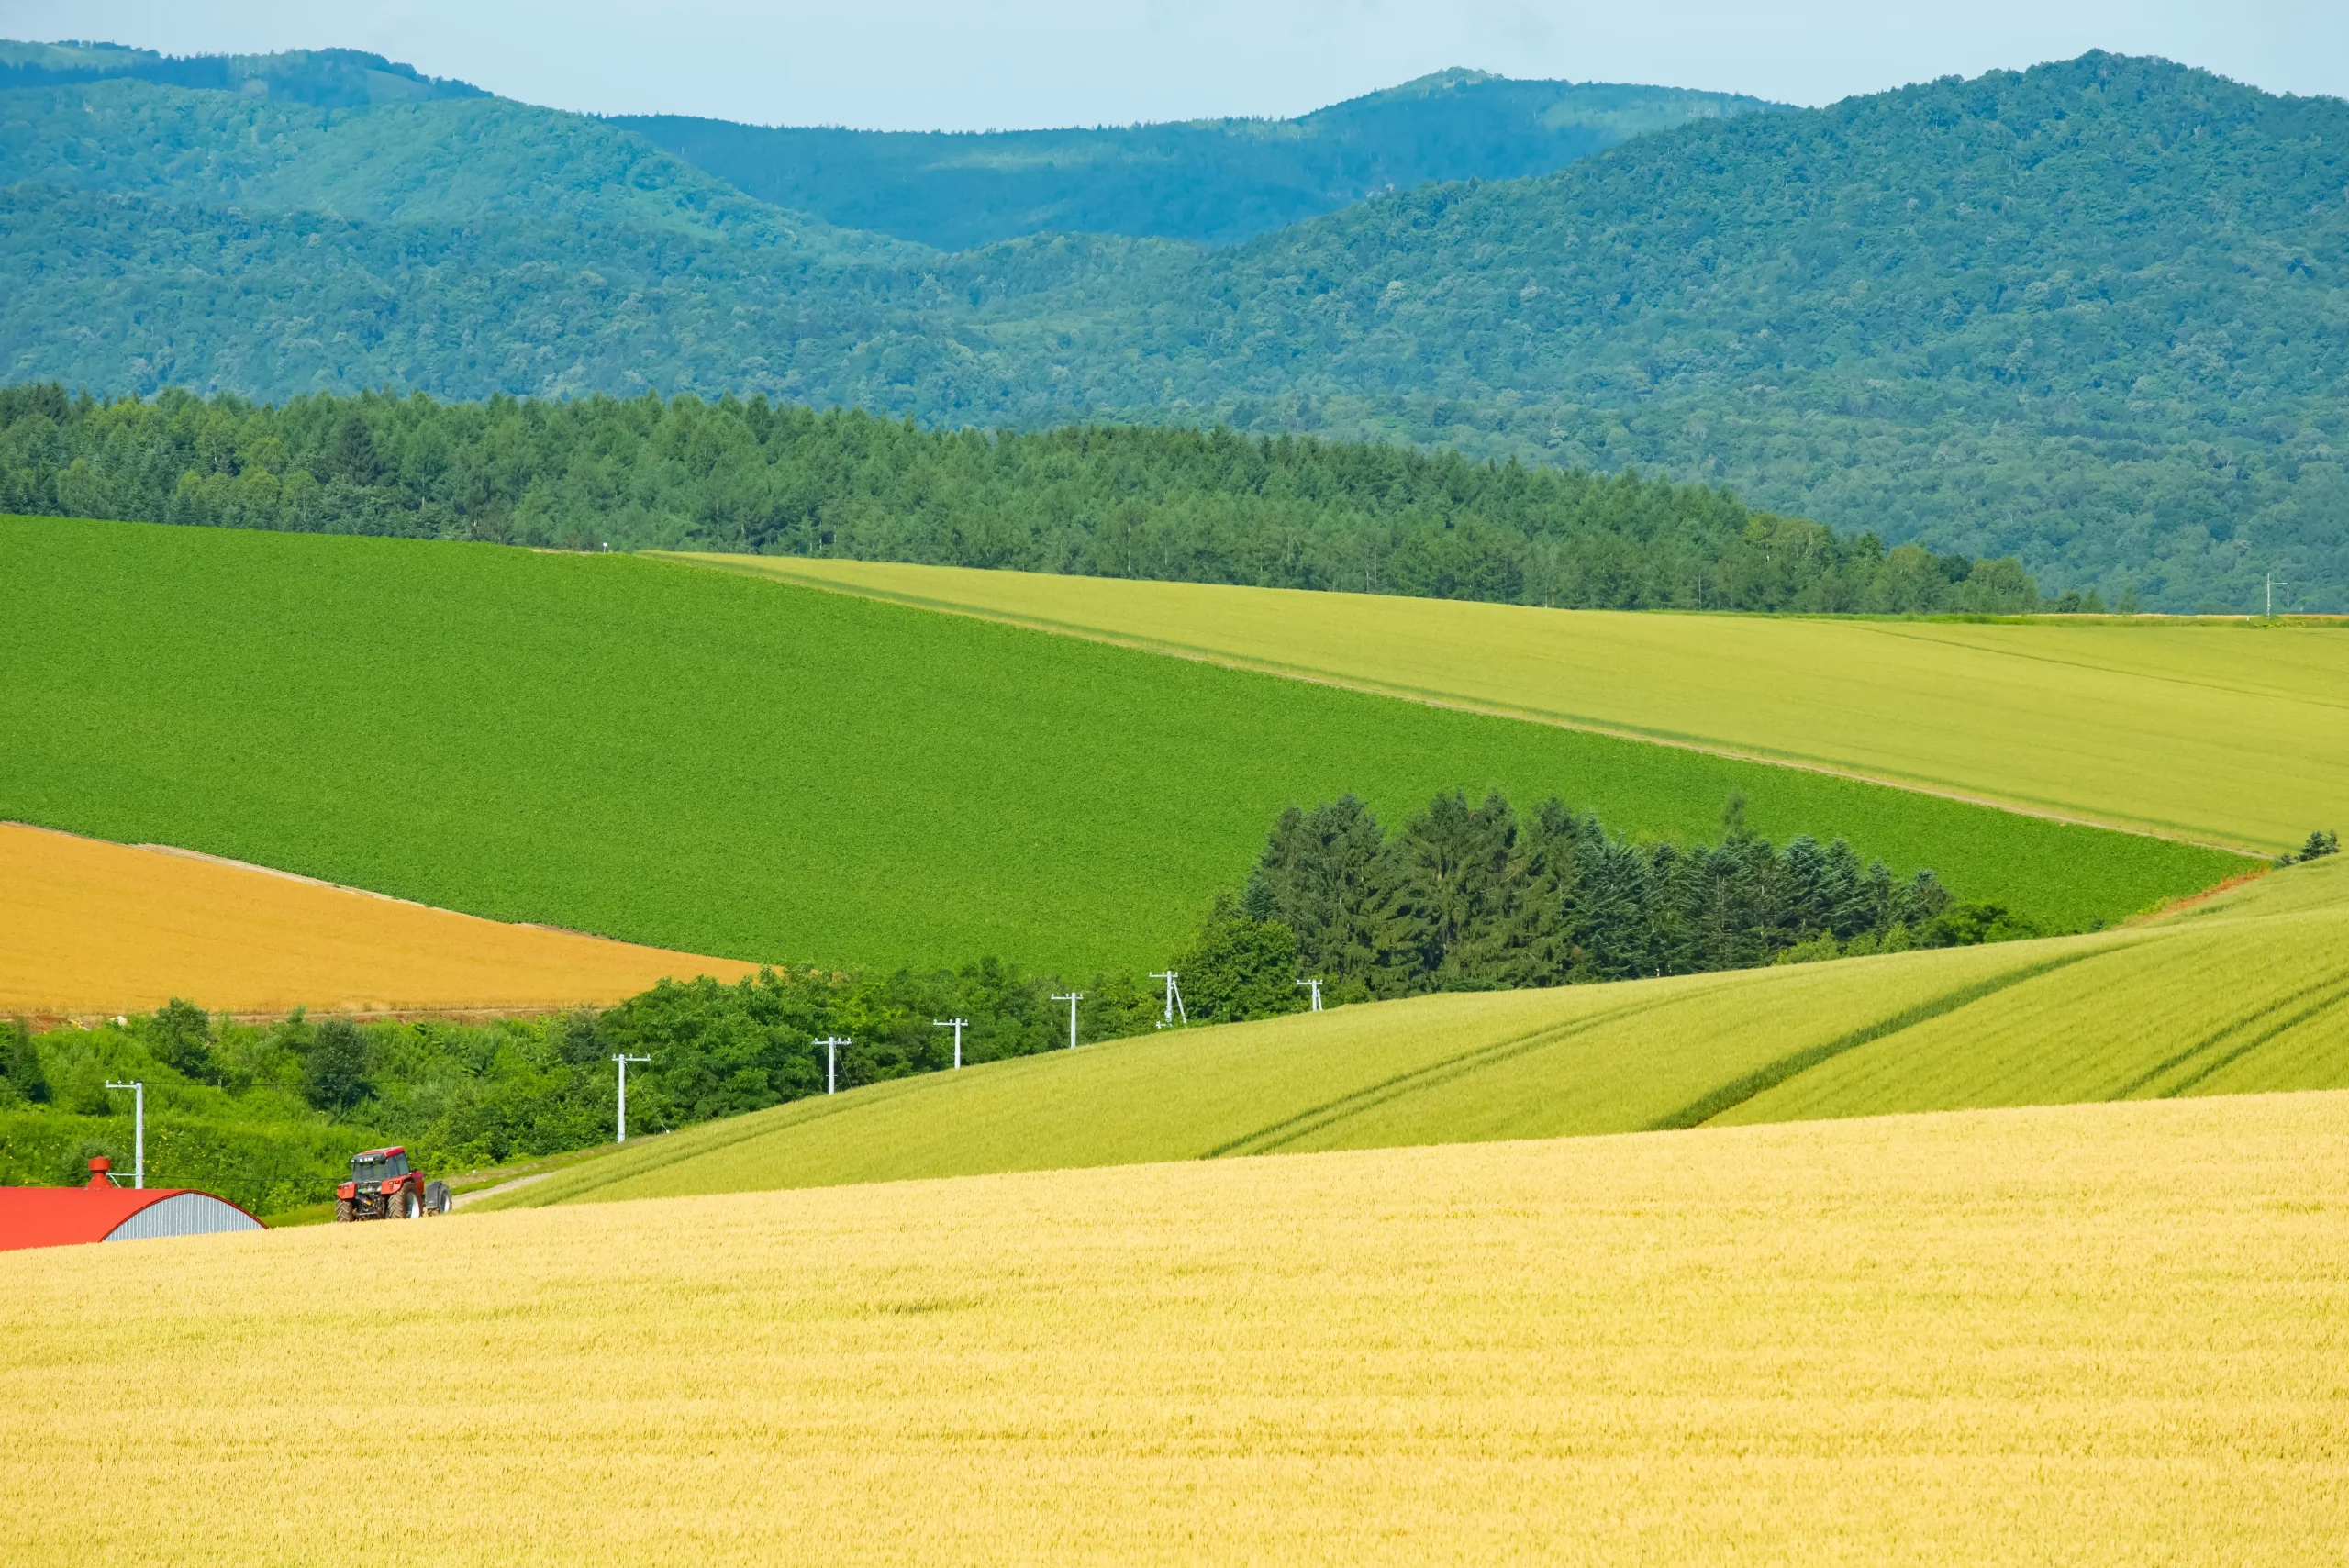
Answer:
[{"left": 4, "top": 0, "right": 2343, "bottom": 129}]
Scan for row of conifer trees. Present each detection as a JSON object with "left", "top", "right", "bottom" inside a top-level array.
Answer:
[{"left": 1174, "top": 791, "right": 1961, "bottom": 1019}]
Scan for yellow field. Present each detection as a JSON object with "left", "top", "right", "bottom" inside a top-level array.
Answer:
[
  {"left": 674, "top": 555, "right": 2349, "bottom": 852},
  {"left": 6, "top": 1092, "right": 2345, "bottom": 1564},
  {"left": 485, "top": 853, "right": 2349, "bottom": 1207},
  {"left": 0, "top": 820, "right": 753, "bottom": 1015}
]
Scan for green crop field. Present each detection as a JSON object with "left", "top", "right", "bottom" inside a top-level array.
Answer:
[
  {"left": 682, "top": 556, "right": 2349, "bottom": 853},
  {"left": 0, "top": 517, "right": 2237, "bottom": 973},
  {"left": 481, "top": 852, "right": 2349, "bottom": 1208}
]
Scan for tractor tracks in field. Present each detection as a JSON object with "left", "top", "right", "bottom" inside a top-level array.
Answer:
[
  {"left": 1650, "top": 948, "right": 2117, "bottom": 1131},
  {"left": 1208, "top": 946, "right": 2137, "bottom": 1158},
  {"left": 2116, "top": 966, "right": 2349, "bottom": 1100},
  {"left": 1204, "top": 991, "right": 1694, "bottom": 1160}
]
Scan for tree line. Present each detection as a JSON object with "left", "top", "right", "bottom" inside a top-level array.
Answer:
[
  {"left": 0, "top": 384, "right": 2045, "bottom": 614},
  {"left": 1176, "top": 790, "right": 1978, "bottom": 1017}
]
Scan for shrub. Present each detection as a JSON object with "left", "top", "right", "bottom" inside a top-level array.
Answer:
[{"left": 302, "top": 1018, "right": 373, "bottom": 1113}]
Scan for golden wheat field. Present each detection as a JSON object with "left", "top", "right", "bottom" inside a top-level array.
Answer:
[
  {"left": 677, "top": 554, "right": 2349, "bottom": 851},
  {"left": 0, "top": 820, "right": 753, "bottom": 1015},
  {"left": 5, "top": 1093, "right": 2346, "bottom": 1565}
]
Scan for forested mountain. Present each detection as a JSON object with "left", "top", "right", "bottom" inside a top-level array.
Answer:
[
  {"left": 0, "top": 39, "right": 484, "bottom": 106},
  {"left": 617, "top": 71, "right": 1776, "bottom": 249},
  {"left": 0, "top": 76, "right": 893, "bottom": 251},
  {"left": 0, "top": 49, "right": 2342, "bottom": 608}
]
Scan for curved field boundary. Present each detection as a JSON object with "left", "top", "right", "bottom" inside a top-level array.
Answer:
[
  {"left": 0, "top": 820, "right": 754, "bottom": 1016},
  {"left": 674, "top": 554, "right": 2348, "bottom": 854}
]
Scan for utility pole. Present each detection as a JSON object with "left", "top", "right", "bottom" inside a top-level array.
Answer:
[
  {"left": 1148, "top": 971, "right": 1187, "bottom": 1028},
  {"left": 933, "top": 1018, "right": 969, "bottom": 1069},
  {"left": 1051, "top": 993, "right": 1084, "bottom": 1050},
  {"left": 1296, "top": 978, "right": 1324, "bottom": 1013},
  {"left": 611, "top": 1054, "right": 651, "bottom": 1143},
  {"left": 104, "top": 1080, "right": 143, "bottom": 1188},
  {"left": 817, "top": 1036, "right": 851, "bottom": 1095}
]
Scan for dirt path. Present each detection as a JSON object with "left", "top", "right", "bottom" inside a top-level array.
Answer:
[{"left": 450, "top": 1172, "right": 558, "bottom": 1210}]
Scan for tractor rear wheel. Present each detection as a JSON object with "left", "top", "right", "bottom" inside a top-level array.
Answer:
[
  {"left": 335, "top": 1198, "right": 353, "bottom": 1223},
  {"left": 392, "top": 1187, "right": 420, "bottom": 1219}
]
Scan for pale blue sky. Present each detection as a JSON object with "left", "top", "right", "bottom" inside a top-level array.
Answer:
[{"left": 2, "top": 0, "right": 2341, "bottom": 129}]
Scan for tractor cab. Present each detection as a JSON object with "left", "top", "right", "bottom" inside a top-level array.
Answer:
[{"left": 350, "top": 1147, "right": 412, "bottom": 1184}]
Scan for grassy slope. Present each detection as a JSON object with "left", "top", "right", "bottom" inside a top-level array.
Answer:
[
  {"left": 0, "top": 518, "right": 2231, "bottom": 974},
  {"left": 678, "top": 556, "right": 2349, "bottom": 852},
  {"left": 485, "top": 853, "right": 2349, "bottom": 1207},
  {"left": 8, "top": 1093, "right": 2346, "bottom": 1563}
]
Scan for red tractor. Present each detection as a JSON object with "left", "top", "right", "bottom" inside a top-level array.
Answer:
[{"left": 334, "top": 1146, "right": 451, "bottom": 1221}]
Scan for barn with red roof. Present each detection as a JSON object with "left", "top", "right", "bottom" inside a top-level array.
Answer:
[{"left": 0, "top": 1164, "right": 262, "bottom": 1251}]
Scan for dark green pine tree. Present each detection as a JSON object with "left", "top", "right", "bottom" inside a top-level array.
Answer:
[
  {"left": 1567, "top": 832, "right": 1657, "bottom": 981},
  {"left": 1778, "top": 835, "right": 1831, "bottom": 940},
  {"left": 1252, "top": 795, "right": 1419, "bottom": 998},
  {"left": 1398, "top": 789, "right": 1528, "bottom": 987},
  {"left": 1815, "top": 839, "right": 1871, "bottom": 940}
]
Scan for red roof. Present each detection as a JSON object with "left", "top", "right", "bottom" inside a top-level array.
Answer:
[{"left": 0, "top": 1186, "right": 263, "bottom": 1251}]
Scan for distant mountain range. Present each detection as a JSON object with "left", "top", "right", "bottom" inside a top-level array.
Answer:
[
  {"left": 613, "top": 72, "right": 1778, "bottom": 249},
  {"left": 0, "top": 43, "right": 2340, "bottom": 610},
  {"left": 0, "top": 39, "right": 484, "bottom": 106}
]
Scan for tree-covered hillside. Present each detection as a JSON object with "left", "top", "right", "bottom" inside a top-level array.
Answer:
[
  {"left": 0, "top": 76, "right": 889, "bottom": 250},
  {"left": 1109, "top": 51, "right": 2349, "bottom": 612},
  {"left": 0, "top": 386, "right": 2040, "bottom": 613},
  {"left": 618, "top": 70, "right": 1777, "bottom": 250},
  {"left": 0, "top": 39, "right": 484, "bottom": 106},
  {"left": 0, "top": 51, "right": 2342, "bottom": 608}
]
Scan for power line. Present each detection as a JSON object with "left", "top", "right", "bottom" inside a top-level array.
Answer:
[
  {"left": 611, "top": 1053, "right": 651, "bottom": 1143},
  {"left": 104, "top": 1080, "right": 144, "bottom": 1188},
  {"left": 933, "top": 1018, "right": 969, "bottom": 1069},
  {"left": 816, "top": 1036, "right": 851, "bottom": 1095},
  {"left": 1295, "top": 978, "right": 1323, "bottom": 1012},
  {"left": 1051, "top": 992, "right": 1084, "bottom": 1051},
  {"left": 1147, "top": 970, "right": 1186, "bottom": 1028}
]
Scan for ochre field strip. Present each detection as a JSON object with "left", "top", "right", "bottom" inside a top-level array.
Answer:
[
  {"left": 0, "top": 822, "right": 755, "bottom": 1016},
  {"left": 4, "top": 1094, "right": 2344, "bottom": 1564},
  {"left": 674, "top": 554, "right": 2349, "bottom": 853}
]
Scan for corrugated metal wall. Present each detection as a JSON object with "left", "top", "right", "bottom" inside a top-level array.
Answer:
[{"left": 104, "top": 1193, "right": 263, "bottom": 1241}]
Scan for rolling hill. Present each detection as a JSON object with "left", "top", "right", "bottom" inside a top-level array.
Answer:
[
  {"left": 2, "top": 516, "right": 2221, "bottom": 976},
  {"left": 0, "top": 50, "right": 2342, "bottom": 606},
  {"left": 484, "top": 851, "right": 2348, "bottom": 1208},
  {"left": 682, "top": 556, "right": 2349, "bottom": 853},
  {"left": 617, "top": 70, "right": 1777, "bottom": 249},
  {"left": 9, "top": 1091, "right": 2345, "bottom": 1562}
]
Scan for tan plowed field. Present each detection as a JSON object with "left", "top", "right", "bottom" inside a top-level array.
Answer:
[{"left": 0, "top": 822, "right": 754, "bottom": 1017}]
